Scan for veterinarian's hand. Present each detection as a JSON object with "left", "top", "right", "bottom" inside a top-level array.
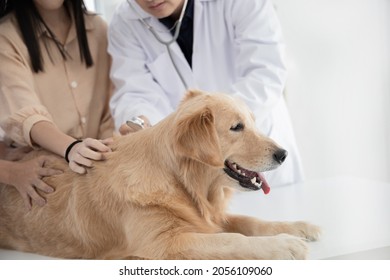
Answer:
[
  {"left": 119, "top": 115, "right": 151, "bottom": 135},
  {"left": 67, "top": 138, "right": 113, "bottom": 174},
  {"left": 7, "top": 156, "right": 63, "bottom": 211}
]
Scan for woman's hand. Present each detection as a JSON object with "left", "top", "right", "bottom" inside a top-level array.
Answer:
[
  {"left": 67, "top": 138, "right": 113, "bottom": 174},
  {"left": 7, "top": 156, "right": 63, "bottom": 211}
]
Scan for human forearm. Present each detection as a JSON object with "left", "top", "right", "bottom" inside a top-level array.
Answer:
[
  {"left": 30, "top": 121, "right": 75, "bottom": 159},
  {"left": 30, "top": 120, "right": 112, "bottom": 174}
]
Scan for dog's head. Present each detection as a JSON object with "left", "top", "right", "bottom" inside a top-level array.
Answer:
[{"left": 173, "top": 89, "right": 287, "bottom": 194}]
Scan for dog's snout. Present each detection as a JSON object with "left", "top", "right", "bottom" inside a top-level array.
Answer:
[{"left": 273, "top": 149, "right": 288, "bottom": 164}]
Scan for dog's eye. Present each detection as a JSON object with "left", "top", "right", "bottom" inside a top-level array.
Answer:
[{"left": 230, "top": 122, "right": 244, "bottom": 132}]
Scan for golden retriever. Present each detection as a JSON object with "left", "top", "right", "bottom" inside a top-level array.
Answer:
[{"left": 0, "top": 90, "right": 320, "bottom": 259}]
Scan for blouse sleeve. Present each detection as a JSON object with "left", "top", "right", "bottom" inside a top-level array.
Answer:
[{"left": 0, "top": 29, "right": 55, "bottom": 147}]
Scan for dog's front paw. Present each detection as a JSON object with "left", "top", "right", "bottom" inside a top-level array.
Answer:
[
  {"left": 270, "top": 234, "right": 309, "bottom": 260},
  {"left": 290, "top": 221, "right": 321, "bottom": 241}
]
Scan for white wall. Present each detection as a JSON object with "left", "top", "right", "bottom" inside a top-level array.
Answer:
[{"left": 273, "top": 0, "right": 390, "bottom": 182}]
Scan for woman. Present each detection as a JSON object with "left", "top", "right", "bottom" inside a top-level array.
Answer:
[
  {"left": 108, "top": 0, "right": 304, "bottom": 187},
  {"left": 0, "top": 0, "right": 114, "bottom": 208}
]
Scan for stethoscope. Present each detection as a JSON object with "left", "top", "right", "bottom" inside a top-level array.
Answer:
[{"left": 127, "top": 0, "right": 189, "bottom": 89}]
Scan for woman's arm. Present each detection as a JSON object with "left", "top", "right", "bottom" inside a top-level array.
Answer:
[{"left": 30, "top": 121, "right": 112, "bottom": 174}]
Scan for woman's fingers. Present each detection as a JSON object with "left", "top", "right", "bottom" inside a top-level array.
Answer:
[
  {"left": 69, "top": 160, "right": 87, "bottom": 174},
  {"left": 78, "top": 147, "right": 104, "bottom": 161},
  {"left": 101, "top": 137, "right": 114, "bottom": 146},
  {"left": 26, "top": 186, "right": 46, "bottom": 207},
  {"left": 83, "top": 138, "right": 111, "bottom": 152},
  {"left": 20, "top": 192, "right": 32, "bottom": 212},
  {"left": 33, "top": 178, "right": 54, "bottom": 194},
  {"left": 17, "top": 184, "right": 46, "bottom": 212},
  {"left": 37, "top": 156, "right": 64, "bottom": 177},
  {"left": 67, "top": 138, "right": 112, "bottom": 173},
  {"left": 38, "top": 167, "right": 63, "bottom": 177}
]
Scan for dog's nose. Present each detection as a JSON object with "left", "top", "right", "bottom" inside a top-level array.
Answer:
[{"left": 273, "top": 149, "right": 288, "bottom": 164}]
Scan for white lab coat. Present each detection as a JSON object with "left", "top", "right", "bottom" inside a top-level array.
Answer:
[{"left": 108, "top": 0, "right": 304, "bottom": 187}]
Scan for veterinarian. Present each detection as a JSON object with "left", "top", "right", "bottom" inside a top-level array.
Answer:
[
  {"left": 108, "top": 0, "right": 304, "bottom": 187},
  {"left": 0, "top": 0, "right": 114, "bottom": 209}
]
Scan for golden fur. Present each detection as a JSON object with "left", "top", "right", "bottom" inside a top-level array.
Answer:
[{"left": 0, "top": 90, "right": 320, "bottom": 259}]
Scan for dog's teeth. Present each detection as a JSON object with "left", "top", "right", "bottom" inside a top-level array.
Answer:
[
  {"left": 253, "top": 179, "right": 263, "bottom": 188},
  {"left": 232, "top": 163, "right": 237, "bottom": 170},
  {"left": 237, "top": 170, "right": 242, "bottom": 174}
]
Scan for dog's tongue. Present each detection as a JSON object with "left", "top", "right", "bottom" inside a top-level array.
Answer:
[{"left": 259, "top": 173, "right": 270, "bottom": 195}]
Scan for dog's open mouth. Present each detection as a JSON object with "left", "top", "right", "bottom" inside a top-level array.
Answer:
[{"left": 223, "top": 160, "right": 271, "bottom": 194}]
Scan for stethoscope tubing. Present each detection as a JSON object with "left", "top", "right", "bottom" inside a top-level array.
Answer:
[{"left": 127, "top": 0, "right": 189, "bottom": 89}]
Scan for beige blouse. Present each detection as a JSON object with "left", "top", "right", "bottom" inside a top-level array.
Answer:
[{"left": 0, "top": 12, "right": 114, "bottom": 147}]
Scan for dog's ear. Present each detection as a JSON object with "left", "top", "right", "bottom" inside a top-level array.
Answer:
[
  {"left": 175, "top": 107, "right": 224, "bottom": 167},
  {"left": 181, "top": 89, "right": 206, "bottom": 103}
]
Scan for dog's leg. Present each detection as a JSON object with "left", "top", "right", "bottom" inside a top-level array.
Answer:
[
  {"left": 224, "top": 214, "right": 321, "bottom": 241},
  {"left": 166, "top": 232, "right": 308, "bottom": 260}
]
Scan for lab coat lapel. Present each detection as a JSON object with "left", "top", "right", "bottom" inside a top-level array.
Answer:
[{"left": 148, "top": 11, "right": 196, "bottom": 90}]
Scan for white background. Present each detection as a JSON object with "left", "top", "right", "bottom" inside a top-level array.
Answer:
[{"left": 273, "top": 0, "right": 390, "bottom": 183}]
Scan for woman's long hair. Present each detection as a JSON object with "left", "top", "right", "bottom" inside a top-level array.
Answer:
[{"left": 0, "top": 0, "right": 93, "bottom": 73}]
